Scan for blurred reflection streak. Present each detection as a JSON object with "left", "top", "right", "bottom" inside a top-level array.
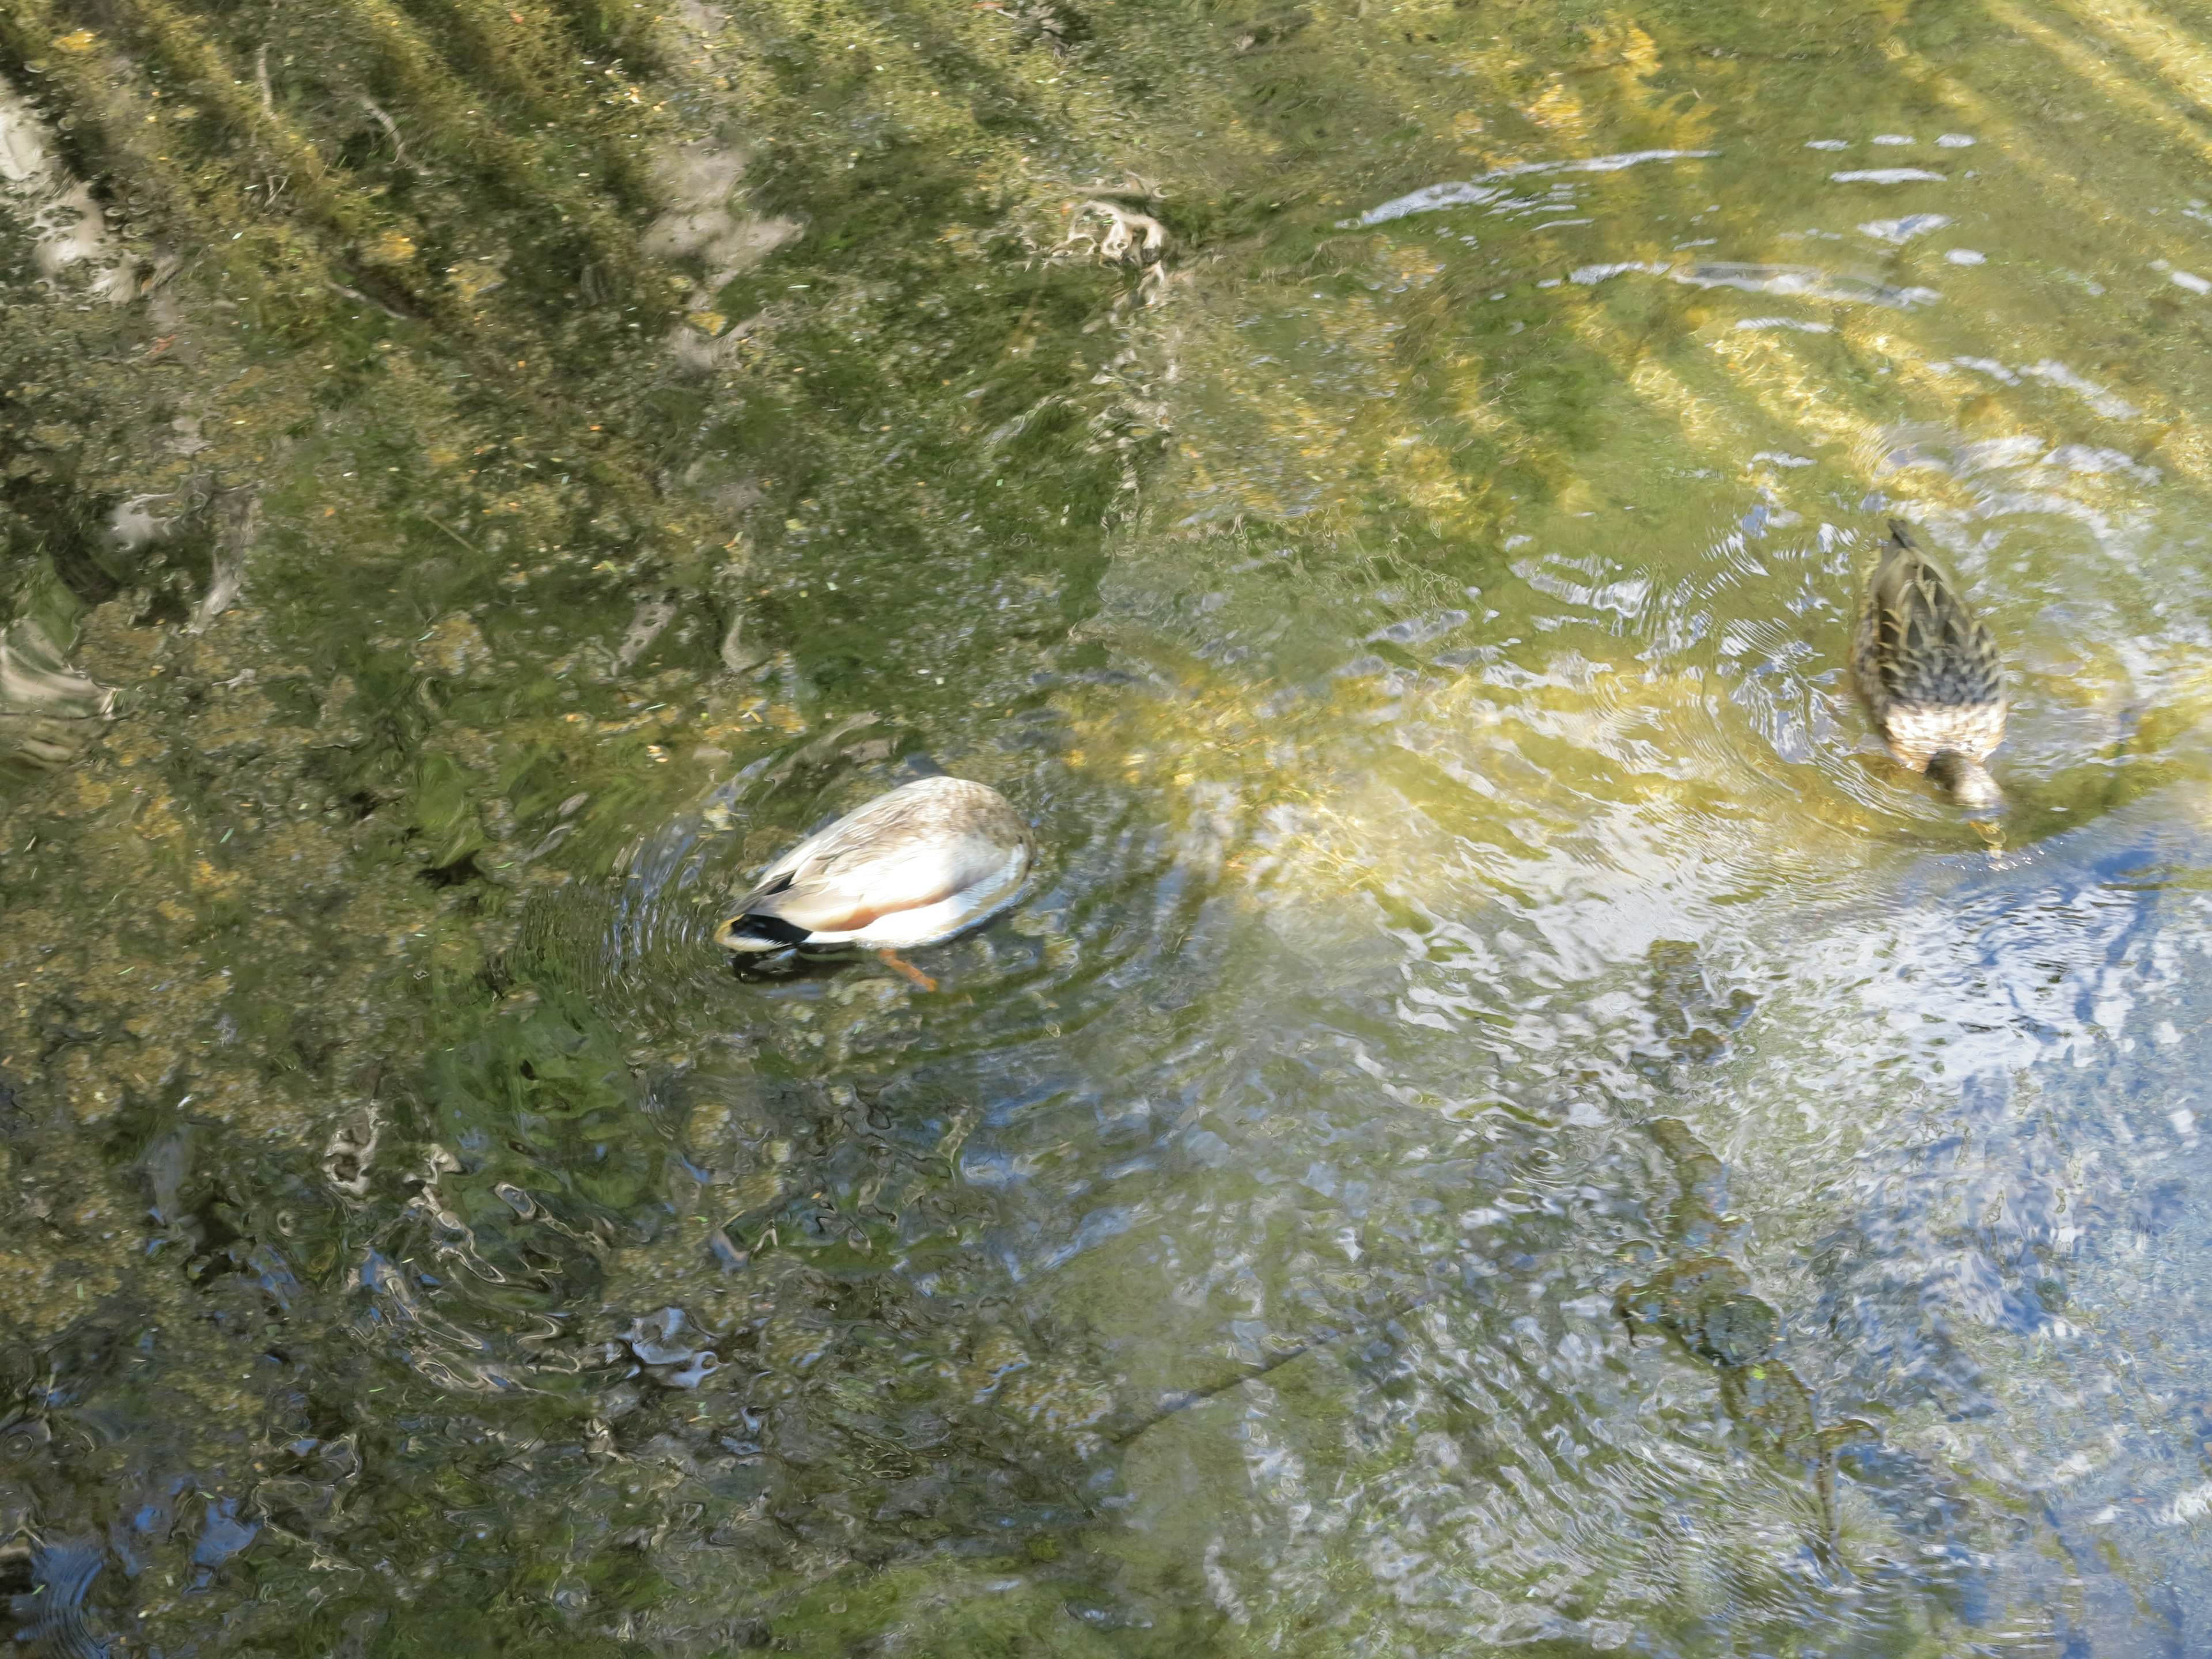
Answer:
[
  {"left": 1876, "top": 75, "right": 2212, "bottom": 475},
  {"left": 1576, "top": 261, "right": 1940, "bottom": 310},
  {"left": 1709, "top": 334, "right": 2153, "bottom": 546},
  {"left": 1802, "top": 60, "right": 2212, "bottom": 461},
  {"left": 1991, "top": 0, "right": 2212, "bottom": 162},
  {"left": 1802, "top": 795, "right": 2204, "bottom": 1089},
  {"left": 1346, "top": 150, "right": 1721, "bottom": 226},
  {"left": 1617, "top": 351, "right": 1757, "bottom": 460},
  {"left": 0, "top": 79, "right": 126, "bottom": 295},
  {"left": 2052, "top": 0, "right": 2212, "bottom": 116},
  {"left": 1675, "top": 357, "right": 2175, "bottom": 788},
  {"left": 1569, "top": 278, "right": 1892, "bottom": 503},
  {"left": 1706, "top": 332, "right": 1914, "bottom": 482},
  {"left": 353, "top": 1249, "right": 524, "bottom": 1393}
]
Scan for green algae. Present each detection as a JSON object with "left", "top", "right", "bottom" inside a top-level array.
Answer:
[
  {"left": 3, "top": 0, "right": 2212, "bottom": 1649},
  {"left": 0, "top": 0, "right": 1149, "bottom": 1643}
]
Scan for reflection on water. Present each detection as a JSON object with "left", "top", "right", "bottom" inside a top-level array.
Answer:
[{"left": 6, "top": 0, "right": 2212, "bottom": 1648}]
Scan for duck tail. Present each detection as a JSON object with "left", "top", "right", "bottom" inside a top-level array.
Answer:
[{"left": 718, "top": 911, "right": 813, "bottom": 952}]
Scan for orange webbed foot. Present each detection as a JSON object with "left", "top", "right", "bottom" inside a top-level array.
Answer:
[{"left": 877, "top": 949, "right": 938, "bottom": 991}]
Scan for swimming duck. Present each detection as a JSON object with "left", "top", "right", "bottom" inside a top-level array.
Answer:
[
  {"left": 1850, "top": 520, "right": 2006, "bottom": 814},
  {"left": 715, "top": 775, "right": 1033, "bottom": 986}
]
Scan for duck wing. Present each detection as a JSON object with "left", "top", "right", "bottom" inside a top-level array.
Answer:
[
  {"left": 739, "top": 838, "right": 979, "bottom": 935},
  {"left": 1865, "top": 527, "right": 2002, "bottom": 711},
  {"left": 733, "top": 778, "right": 1028, "bottom": 936}
]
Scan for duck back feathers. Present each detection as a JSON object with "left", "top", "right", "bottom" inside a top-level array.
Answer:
[
  {"left": 718, "top": 775, "right": 1033, "bottom": 953},
  {"left": 1851, "top": 522, "right": 2006, "bottom": 782}
]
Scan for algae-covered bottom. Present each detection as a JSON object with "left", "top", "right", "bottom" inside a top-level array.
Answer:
[{"left": 3, "top": 0, "right": 2212, "bottom": 1649}]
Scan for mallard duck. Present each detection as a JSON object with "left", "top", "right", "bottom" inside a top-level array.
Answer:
[
  {"left": 715, "top": 776, "right": 1033, "bottom": 986},
  {"left": 1850, "top": 520, "right": 2006, "bottom": 814}
]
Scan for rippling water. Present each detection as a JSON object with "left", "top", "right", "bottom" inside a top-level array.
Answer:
[{"left": 5, "top": 0, "right": 2212, "bottom": 1649}]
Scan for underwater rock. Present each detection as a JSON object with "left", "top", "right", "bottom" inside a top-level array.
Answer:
[
  {"left": 625, "top": 1307, "right": 722, "bottom": 1388},
  {"left": 1618, "top": 1114, "right": 1882, "bottom": 1563},
  {"left": 1615, "top": 1253, "right": 1779, "bottom": 1369},
  {"left": 191, "top": 1498, "right": 258, "bottom": 1570},
  {"left": 0, "top": 621, "right": 113, "bottom": 778},
  {"left": 1642, "top": 940, "right": 1759, "bottom": 1070},
  {"left": 0, "top": 81, "right": 125, "bottom": 297}
]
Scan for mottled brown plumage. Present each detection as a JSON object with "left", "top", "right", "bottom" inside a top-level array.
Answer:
[
  {"left": 716, "top": 775, "right": 1033, "bottom": 956},
  {"left": 1850, "top": 521, "right": 2006, "bottom": 813}
]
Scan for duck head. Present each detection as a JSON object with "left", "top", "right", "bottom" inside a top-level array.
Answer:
[{"left": 1926, "top": 750, "right": 2004, "bottom": 816}]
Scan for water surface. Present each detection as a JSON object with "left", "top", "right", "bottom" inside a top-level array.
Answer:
[{"left": 4, "top": 0, "right": 2212, "bottom": 1650}]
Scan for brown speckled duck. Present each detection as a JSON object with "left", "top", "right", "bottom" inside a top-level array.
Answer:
[
  {"left": 715, "top": 776, "right": 1033, "bottom": 987},
  {"left": 1851, "top": 520, "right": 2006, "bottom": 815}
]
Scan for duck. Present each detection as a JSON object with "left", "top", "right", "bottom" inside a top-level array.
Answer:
[
  {"left": 1850, "top": 520, "right": 2006, "bottom": 815},
  {"left": 715, "top": 775, "right": 1033, "bottom": 987}
]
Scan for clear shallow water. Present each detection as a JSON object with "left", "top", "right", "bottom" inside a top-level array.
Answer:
[{"left": 5, "top": 0, "right": 2212, "bottom": 1650}]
